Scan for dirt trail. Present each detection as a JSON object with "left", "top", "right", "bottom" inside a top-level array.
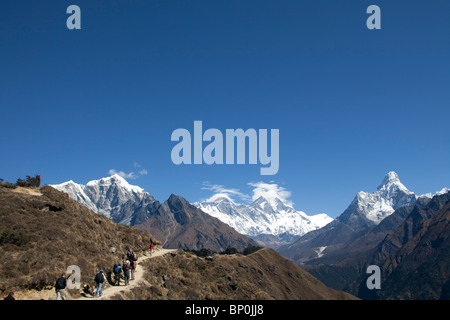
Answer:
[
  {"left": 78, "top": 248, "right": 176, "bottom": 300},
  {"left": 11, "top": 186, "right": 43, "bottom": 196},
  {"left": 15, "top": 248, "right": 176, "bottom": 300}
]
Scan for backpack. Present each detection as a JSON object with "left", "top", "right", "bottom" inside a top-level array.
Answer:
[
  {"left": 132, "top": 261, "right": 137, "bottom": 269},
  {"left": 95, "top": 273, "right": 104, "bottom": 284},
  {"left": 55, "top": 277, "right": 66, "bottom": 290},
  {"left": 114, "top": 265, "right": 122, "bottom": 274},
  {"left": 131, "top": 253, "right": 138, "bottom": 261}
]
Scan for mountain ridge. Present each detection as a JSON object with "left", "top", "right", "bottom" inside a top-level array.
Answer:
[
  {"left": 51, "top": 174, "right": 156, "bottom": 225},
  {"left": 278, "top": 171, "right": 446, "bottom": 265},
  {"left": 134, "top": 194, "right": 258, "bottom": 251},
  {"left": 341, "top": 191, "right": 450, "bottom": 299}
]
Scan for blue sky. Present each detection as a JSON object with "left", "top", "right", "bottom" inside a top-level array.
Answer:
[{"left": 1, "top": 1, "right": 449, "bottom": 218}]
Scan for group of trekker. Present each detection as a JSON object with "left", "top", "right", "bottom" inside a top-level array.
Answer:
[
  {"left": 52, "top": 243, "right": 156, "bottom": 300},
  {"left": 112, "top": 248, "right": 138, "bottom": 288}
]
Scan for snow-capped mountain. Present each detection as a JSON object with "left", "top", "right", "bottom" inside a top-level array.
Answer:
[
  {"left": 194, "top": 194, "right": 333, "bottom": 248},
  {"left": 336, "top": 171, "right": 449, "bottom": 232},
  {"left": 279, "top": 171, "right": 448, "bottom": 264},
  {"left": 337, "top": 171, "right": 420, "bottom": 231},
  {"left": 51, "top": 174, "right": 156, "bottom": 225}
]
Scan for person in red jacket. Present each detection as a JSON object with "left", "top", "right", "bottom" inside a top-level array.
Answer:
[{"left": 149, "top": 243, "right": 154, "bottom": 255}]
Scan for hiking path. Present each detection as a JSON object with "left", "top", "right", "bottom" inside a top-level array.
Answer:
[{"left": 79, "top": 248, "right": 176, "bottom": 300}]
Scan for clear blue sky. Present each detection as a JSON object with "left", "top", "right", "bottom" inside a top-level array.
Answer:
[{"left": 1, "top": 1, "right": 449, "bottom": 218}]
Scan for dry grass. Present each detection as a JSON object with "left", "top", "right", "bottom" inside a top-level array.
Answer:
[
  {"left": 0, "top": 185, "right": 160, "bottom": 296},
  {"left": 117, "top": 248, "right": 357, "bottom": 300}
]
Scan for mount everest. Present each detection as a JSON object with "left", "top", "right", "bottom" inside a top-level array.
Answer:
[{"left": 194, "top": 194, "right": 333, "bottom": 248}]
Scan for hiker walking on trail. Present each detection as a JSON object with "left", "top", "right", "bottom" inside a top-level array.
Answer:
[
  {"left": 149, "top": 243, "right": 154, "bottom": 255},
  {"left": 113, "top": 263, "right": 122, "bottom": 286},
  {"left": 127, "top": 248, "right": 138, "bottom": 280},
  {"left": 55, "top": 274, "right": 67, "bottom": 300},
  {"left": 123, "top": 260, "right": 131, "bottom": 286},
  {"left": 94, "top": 270, "right": 105, "bottom": 297}
]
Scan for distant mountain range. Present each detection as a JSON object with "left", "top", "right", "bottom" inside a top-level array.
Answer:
[
  {"left": 194, "top": 194, "right": 332, "bottom": 248},
  {"left": 52, "top": 174, "right": 334, "bottom": 249},
  {"left": 305, "top": 190, "right": 450, "bottom": 300},
  {"left": 51, "top": 175, "right": 256, "bottom": 252},
  {"left": 269, "top": 172, "right": 450, "bottom": 300},
  {"left": 52, "top": 172, "right": 448, "bottom": 254}
]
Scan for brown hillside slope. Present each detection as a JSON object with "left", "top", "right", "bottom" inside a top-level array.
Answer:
[
  {"left": 0, "top": 185, "right": 160, "bottom": 296},
  {"left": 135, "top": 194, "right": 258, "bottom": 251},
  {"left": 120, "top": 248, "right": 358, "bottom": 300}
]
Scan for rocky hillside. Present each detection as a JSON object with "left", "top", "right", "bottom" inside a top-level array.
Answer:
[
  {"left": 135, "top": 194, "right": 258, "bottom": 252},
  {"left": 303, "top": 191, "right": 450, "bottom": 300},
  {"left": 278, "top": 172, "right": 441, "bottom": 265},
  {"left": 116, "top": 248, "right": 357, "bottom": 300},
  {"left": 0, "top": 185, "right": 159, "bottom": 296},
  {"left": 348, "top": 193, "right": 450, "bottom": 300}
]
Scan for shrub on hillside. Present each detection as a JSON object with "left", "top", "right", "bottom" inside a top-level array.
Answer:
[
  {"left": 186, "top": 246, "right": 263, "bottom": 257},
  {"left": 0, "top": 230, "right": 31, "bottom": 246},
  {"left": 16, "top": 175, "right": 40, "bottom": 187},
  {"left": 243, "top": 246, "right": 263, "bottom": 255},
  {"left": 0, "top": 181, "right": 16, "bottom": 189}
]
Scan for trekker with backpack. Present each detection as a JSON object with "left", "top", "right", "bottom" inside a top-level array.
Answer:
[
  {"left": 123, "top": 260, "right": 130, "bottom": 286},
  {"left": 113, "top": 263, "right": 122, "bottom": 286},
  {"left": 149, "top": 243, "right": 154, "bottom": 255},
  {"left": 128, "top": 250, "right": 138, "bottom": 280},
  {"left": 55, "top": 274, "right": 67, "bottom": 300},
  {"left": 130, "top": 258, "right": 137, "bottom": 280},
  {"left": 127, "top": 248, "right": 137, "bottom": 262},
  {"left": 94, "top": 270, "right": 105, "bottom": 297}
]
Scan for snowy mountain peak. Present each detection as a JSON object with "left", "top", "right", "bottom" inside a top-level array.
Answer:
[
  {"left": 340, "top": 171, "right": 417, "bottom": 228},
  {"left": 377, "top": 171, "right": 410, "bottom": 193},
  {"left": 252, "top": 195, "right": 289, "bottom": 211},
  {"left": 204, "top": 193, "right": 235, "bottom": 203},
  {"left": 86, "top": 174, "right": 145, "bottom": 194},
  {"left": 51, "top": 175, "right": 154, "bottom": 224},
  {"left": 383, "top": 171, "right": 400, "bottom": 183}
]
